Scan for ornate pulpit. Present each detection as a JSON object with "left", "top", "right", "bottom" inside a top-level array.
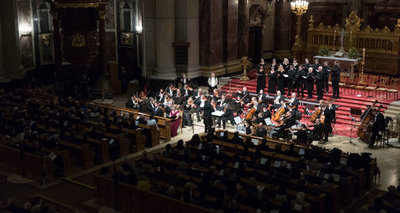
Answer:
[{"left": 51, "top": 0, "right": 112, "bottom": 98}]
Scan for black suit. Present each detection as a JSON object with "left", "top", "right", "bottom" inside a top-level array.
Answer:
[
  {"left": 369, "top": 112, "right": 385, "bottom": 147},
  {"left": 296, "top": 69, "right": 306, "bottom": 97},
  {"left": 288, "top": 98, "right": 299, "bottom": 108},
  {"left": 203, "top": 102, "right": 214, "bottom": 133},
  {"left": 306, "top": 73, "right": 314, "bottom": 99},
  {"left": 331, "top": 65, "right": 341, "bottom": 98},
  {"left": 323, "top": 106, "right": 335, "bottom": 141},
  {"left": 315, "top": 71, "right": 324, "bottom": 100},
  {"left": 256, "top": 127, "right": 267, "bottom": 137},
  {"left": 217, "top": 109, "right": 234, "bottom": 128},
  {"left": 268, "top": 72, "right": 277, "bottom": 94},
  {"left": 276, "top": 72, "right": 286, "bottom": 95},
  {"left": 125, "top": 97, "right": 136, "bottom": 109},
  {"left": 322, "top": 66, "right": 330, "bottom": 93},
  {"left": 154, "top": 107, "right": 164, "bottom": 117},
  {"left": 287, "top": 69, "right": 296, "bottom": 95}
]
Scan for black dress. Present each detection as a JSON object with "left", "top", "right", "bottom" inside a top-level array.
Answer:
[
  {"left": 268, "top": 71, "right": 277, "bottom": 94},
  {"left": 256, "top": 70, "right": 266, "bottom": 93},
  {"left": 277, "top": 71, "right": 285, "bottom": 95}
]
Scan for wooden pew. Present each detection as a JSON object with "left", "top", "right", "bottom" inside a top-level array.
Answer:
[
  {"left": 90, "top": 103, "right": 171, "bottom": 142},
  {"left": 42, "top": 147, "right": 74, "bottom": 176},
  {"left": 95, "top": 175, "right": 213, "bottom": 213},
  {"left": 31, "top": 195, "right": 76, "bottom": 213},
  {"left": 138, "top": 124, "right": 160, "bottom": 147},
  {"left": 59, "top": 141, "right": 95, "bottom": 168}
]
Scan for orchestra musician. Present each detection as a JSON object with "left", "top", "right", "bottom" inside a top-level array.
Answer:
[
  {"left": 156, "top": 88, "right": 165, "bottom": 103},
  {"left": 368, "top": 109, "right": 385, "bottom": 148},
  {"left": 331, "top": 61, "right": 341, "bottom": 99},
  {"left": 237, "top": 87, "right": 250, "bottom": 103},
  {"left": 208, "top": 73, "right": 218, "bottom": 94},
  {"left": 256, "top": 65, "right": 266, "bottom": 94},
  {"left": 177, "top": 72, "right": 190, "bottom": 86},
  {"left": 217, "top": 104, "right": 234, "bottom": 129},
  {"left": 322, "top": 100, "right": 336, "bottom": 143},
  {"left": 288, "top": 92, "right": 299, "bottom": 108},
  {"left": 255, "top": 122, "right": 267, "bottom": 137},
  {"left": 203, "top": 97, "right": 214, "bottom": 133},
  {"left": 315, "top": 66, "right": 325, "bottom": 100},
  {"left": 306, "top": 68, "right": 315, "bottom": 99},
  {"left": 194, "top": 94, "right": 206, "bottom": 122},
  {"left": 153, "top": 102, "right": 164, "bottom": 117},
  {"left": 307, "top": 119, "right": 324, "bottom": 143},
  {"left": 256, "top": 89, "right": 266, "bottom": 104}
]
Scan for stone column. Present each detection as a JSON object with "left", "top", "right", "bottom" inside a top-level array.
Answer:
[
  {"left": 51, "top": 5, "right": 62, "bottom": 74},
  {"left": 0, "top": 0, "right": 24, "bottom": 80},
  {"left": 238, "top": 0, "right": 249, "bottom": 58},
  {"left": 175, "top": 0, "right": 201, "bottom": 79},
  {"left": 199, "top": 0, "right": 224, "bottom": 77},
  {"left": 223, "top": 0, "right": 241, "bottom": 74},
  {"left": 0, "top": 18, "right": 8, "bottom": 82},
  {"left": 143, "top": 0, "right": 156, "bottom": 77},
  {"left": 273, "top": 0, "right": 292, "bottom": 59},
  {"left": 153, "top": 0, "right": 176, "bottom": 80},
  {"left": 98, "top": 5, "right": 107, "bottom": 74}
]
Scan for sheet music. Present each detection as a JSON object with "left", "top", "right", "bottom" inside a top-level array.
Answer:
[
  {"left": 265, "top": 118, "right": 272, "bottom": 126},
  {"left": 212, "top": 111, "right": 224, "bottom": 116},
  {"left": 283, "top": 74, "right": 289, "bottom": 78},
  {"left": 234, "top": 116, "right": 242, "bottom": 124}
]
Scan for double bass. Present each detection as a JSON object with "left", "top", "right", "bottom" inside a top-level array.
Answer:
[{"left": 357, "top": 100, "right": 380, "bottom": 143}]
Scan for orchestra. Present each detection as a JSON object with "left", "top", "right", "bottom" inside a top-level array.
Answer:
[{"left": 124, "top": 58, "right": 348, "bottom": 144}]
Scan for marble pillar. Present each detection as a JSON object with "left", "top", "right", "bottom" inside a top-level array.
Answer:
[
  {"left": 238, "top": 0, "right": 249, "bottom": 58},
  {"left": 199, "top": 0, "right": 225, "bottom": 77},
  {"left": 273, "top": 0, "right": 292, "bottom": 59},
  {"left": 175, "top": 0, "right": 201, "bottom": 79},
  {"left": 144, "top": 0, "right": 156, "bottom": 77},
  {"left": 0, "top": 19, "right": 7, "bottom": 82},
  {"left": 153, "top": 0, "right": 176, "bottom": 80},
  {"left": 223, "top": 0, "right": 241, "bottom": 74},
  {"left": 0, "top": 0, "right": 24, "bottom": 80}
]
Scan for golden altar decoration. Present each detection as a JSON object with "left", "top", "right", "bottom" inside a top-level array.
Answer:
[{"left": 305, "top": 11, "right": 400, "bottom": 75}]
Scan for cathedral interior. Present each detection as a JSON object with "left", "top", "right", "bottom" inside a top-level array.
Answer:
[{"left": 0, "top": 0, "right": 400, "bottom": 213}]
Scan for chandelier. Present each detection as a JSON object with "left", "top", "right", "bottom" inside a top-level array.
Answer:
[{"left": 290, "top": 0, "right": 309, "bottom": 15}]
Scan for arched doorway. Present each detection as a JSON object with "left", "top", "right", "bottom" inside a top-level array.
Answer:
[{"left": 248, "top": 5, "right": 265, "bottom": 64}]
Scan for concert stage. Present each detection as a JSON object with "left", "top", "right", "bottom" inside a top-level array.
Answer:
[{"left": 219, "top": 76, "right": 396, "bottom": 138}]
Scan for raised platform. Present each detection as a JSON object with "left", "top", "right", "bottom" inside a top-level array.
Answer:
[{"left": 219, "top": 76, "right": 396, "bottom": 138}]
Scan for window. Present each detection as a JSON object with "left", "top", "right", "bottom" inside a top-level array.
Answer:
[
  {"left": 38, "top": 2, "right": 52, "bottom": 33},
  {"left": 120, "top": 1, "right": 137, "bottom": 32}
]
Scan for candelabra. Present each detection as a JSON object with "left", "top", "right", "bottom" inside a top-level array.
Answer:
[{"left": 291, "top": 0, "right": 309, "bottom": 50}]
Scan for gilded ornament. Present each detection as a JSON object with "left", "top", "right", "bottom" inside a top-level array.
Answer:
[
  {"left": 41, "top": 33, "right": 51, "bottom": 46},
  {"left": 345, "top": 11, "right": 363, "bottom": 32},
  {"left": 71, "top": 33, "right": 86, "bottom": 47}
]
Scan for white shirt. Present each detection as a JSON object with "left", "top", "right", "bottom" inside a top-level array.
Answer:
[{"left": 200, "top": 100, "right": 205, "bottom": 108}]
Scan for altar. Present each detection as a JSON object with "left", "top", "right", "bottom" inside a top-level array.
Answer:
[{"left": 314, "top": 55, "right": 360, "bottom": 78}]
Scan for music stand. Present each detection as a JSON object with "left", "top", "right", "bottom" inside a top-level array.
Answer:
[{"left": 347, "top": 108, "right": 362, "bottom": 144}]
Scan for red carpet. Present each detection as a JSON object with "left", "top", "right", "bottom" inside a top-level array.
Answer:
[{"left": 220, "top": 76, "right": 396, "bottom": 138}]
